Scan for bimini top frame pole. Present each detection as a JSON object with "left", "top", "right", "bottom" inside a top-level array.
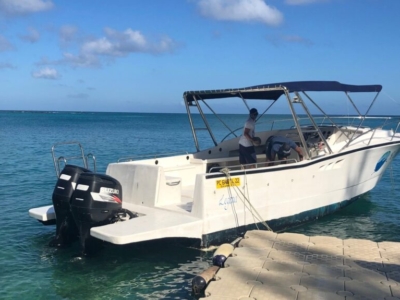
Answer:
[
  {"left": 184, "top": 94, "right": 219, "bottom": 152},
  {"left": 182, "top": 81, "right": 383, "bottom": 152},
  {"left": 283, "top": 88, "right": 310, "bottom": 160},
  {"left": 184, "top": 94, "right": 200, "bottom": 152}
]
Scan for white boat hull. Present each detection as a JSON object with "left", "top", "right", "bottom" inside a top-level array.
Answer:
[
  {"left": 28, "top": 80, "right": 400, "bottom": 249},
  {"left": 29, "top": 140, "right": 400, "bottom": 247}
]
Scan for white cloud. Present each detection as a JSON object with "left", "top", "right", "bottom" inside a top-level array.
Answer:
[
  {"left": 0, "top": 0, "right": 54, "bottom": 16},
  {"left": 102, "top": 28, "right": 147, "bottom": 53},
  {"left": 0, "top": 35, "right": 13, "bottom": 51},
  {"left": 38, "top": 27, "right": 178, "bottom": 69},
  {"left": 285, "top": 0, "right": 329, "bottom": 5},
  {"left": 32, "top": 67, "right": 59, "bottom": 79},
  {"left": 155, "top": 36, "right": 177, "bottom": 54},
  {"left": 19, "top": 27, "right": 40, "bottom": 43},
  {"left": 81, "top": 27, "right": 175, "bottom": 57},
  {"left": 62, "top": 52, "right": 100, "bottom": 68},
  {"left": 197, "top": 0, "right": 283, "bottom": 26},
  {"left": 82, "top": 37, "right": 116, "bottom": 56},
  {"left": 59, "top": 25, "right": 78, "bottom": 45},
  {"left": 0, "top": 62, "right": 16, "bottom": 69},
  {"left": 35, "top": 52, "right": 100, "bottom": 69},
  {"left": 53, "top": 27, "right": 178, "bottom": 68}
]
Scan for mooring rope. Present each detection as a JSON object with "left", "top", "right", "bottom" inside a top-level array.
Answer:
[
  {"left": 220, "top": 167, "right": 272, "bottom": 231},
  {"left": 383, "top": 91, "right": 400, "bottom": 107}
]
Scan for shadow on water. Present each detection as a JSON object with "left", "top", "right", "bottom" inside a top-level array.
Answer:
[
  {"left": 289, "top": 192, "right": 400, "bottom": 242},
  {"left": 30, "top": 232, "right": 212, "bottom": 300}
]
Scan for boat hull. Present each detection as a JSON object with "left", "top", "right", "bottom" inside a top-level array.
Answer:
[
  {"left": 28, "top": 80, "right": 400, "bottom": 251},
  {"left": 201, "top": 193, "right": 361, "bottom": 247},
  {"left": 29, "top": 138, "right": 400, "bottom": 248}
]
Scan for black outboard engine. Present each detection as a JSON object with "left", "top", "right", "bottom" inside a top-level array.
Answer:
[
  {"left": 50, "top": 164, "right": 91, "bottom": 247},
  {"left": 70, "top": 173, "right": 131, "bottom": 256}
]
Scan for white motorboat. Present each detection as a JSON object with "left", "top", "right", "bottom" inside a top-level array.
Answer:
[{"left": 29, "top": 81, "right": 400, "bottom": 254}]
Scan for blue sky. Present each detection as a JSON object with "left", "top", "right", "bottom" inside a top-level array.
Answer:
[{"left": 0, "top": 0, "right": 399, "bottom": 114}]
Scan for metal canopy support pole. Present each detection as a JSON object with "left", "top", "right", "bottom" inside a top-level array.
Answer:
[
  {"left": 359, "top": 92, "right": 381, "bottom": 128},
  {"left": 345, "top": 91, "right": 363, "bottom": 117},
  {"left": 201, "top": 99, "right": 237, "bottom": 138},
  {"left": 295, "top": 92, "right": 333, "bottom": 154},
  {"left": 302, "top": 91, "right": 351, "bottom": 141},
  {"left": 392, "top": 122, "right": 400, "bottom": 141},
  {"left": 258, "top": 100, "right": 276, "bottom": 122},
  {"left": 238, "top": 92, "right": 250, "bottom": 112},
  {"left": 344, "top": 91, "right": 364, "bottom": 141},
  {"left": 194, "top": 96, "right": 219, "bottom": 147},
  {"left": 284, "top": 89, "right": 310, "bottom": 160},
  {"left": 343, "top": 91, "right": 381, "bottom": 149},
  {"left": 184, "top": 95, "right": 200, "bottom": 152}
]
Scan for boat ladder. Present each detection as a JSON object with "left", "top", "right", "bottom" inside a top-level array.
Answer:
[{"left": 51, "top": 141, "right": 96, "bottom": 178}]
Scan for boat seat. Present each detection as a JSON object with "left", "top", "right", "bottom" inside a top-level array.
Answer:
[
  {"left": 182, "top": 185, "right": 195, "bottom": 200},
  {"left": 164, "top": 164, "right": 203, "bottom": 187},
  {"left": 229, "top": 144, "right": 265, "bottom": 157},
  {"left": 157, "top": 184, "right": 194, "bottom": 213}
]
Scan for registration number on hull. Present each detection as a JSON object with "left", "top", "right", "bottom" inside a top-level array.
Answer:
[{"left": 216, "top": 177, "right": 240, "bottom": 189}]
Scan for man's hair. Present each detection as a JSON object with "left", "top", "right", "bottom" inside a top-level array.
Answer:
[
  {"left": 249, "top": 108, "right": 258, "bottom": 115},
  {"left": 278, "top": 143, "right": 291, "bottom": 157}
]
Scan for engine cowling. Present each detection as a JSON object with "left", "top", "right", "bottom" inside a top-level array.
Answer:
[
  {"left": 70, "top": 172, "right": 123, "bottom": 255},
  {"left": 50, "top": 164, "right": 91, "bottom": 247}
]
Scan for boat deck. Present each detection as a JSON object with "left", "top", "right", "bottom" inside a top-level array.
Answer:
[
  {"left": 90, "top": 203, "right": 203, "bottom": 245},
  {"left": 200, "top": 230, "right": 400, "bottom": 299}
]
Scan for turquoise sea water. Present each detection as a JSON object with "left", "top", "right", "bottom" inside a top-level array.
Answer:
[{"left": 1, "top": 111, "right": 399, "bottom": 299}]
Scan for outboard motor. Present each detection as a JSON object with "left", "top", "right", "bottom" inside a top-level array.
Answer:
[
  {"left": 50, "top": 164, "right": 91, "bottom": 247},
  {"left": 70, "top": 173, "right": 135, "bottom": 256}
]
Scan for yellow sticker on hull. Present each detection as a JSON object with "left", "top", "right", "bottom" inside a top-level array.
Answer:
[{"left": 216, "top": 177, "right": 240, "bottom": 189}]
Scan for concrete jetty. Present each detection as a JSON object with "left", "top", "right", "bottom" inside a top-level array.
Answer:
[{"left": 198, "top": 230, "right": 400, "bottom": 299}]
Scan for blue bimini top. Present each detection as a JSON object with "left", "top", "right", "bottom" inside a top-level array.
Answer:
[{"left": 183, "top": 81, "right": 382, "bottom": 102}]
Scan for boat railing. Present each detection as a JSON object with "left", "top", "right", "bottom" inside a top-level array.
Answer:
[
  {"left": 333, "top": 119, "right": 400, "bottom": 151},
  {"left": 392, "top": 121, "right": 400, "bottom": 141},
  {"left": 51, "top": 141, "right": 96, "bottom": 178},
  {"left": 293, "top": 116, "right": 396, "bottom": 132},
  {"left": 217, "top": 115, "right": 398, "bottom": 158},
  {"left": 118, "top": 151, "right": 191, "bottom": 163},
  {"left": 220, "top": 116, "right": 394, "bottom": 142},
  {"left": 86, "top": 153, "right": 97, "bottom": 173}
]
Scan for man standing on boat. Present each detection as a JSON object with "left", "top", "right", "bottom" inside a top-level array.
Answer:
[
  {"left": 239, "top": 108, "right": 259, "bottom": 168},
  {"left": 266, "top": 135, "right": 303, "bottom": 165}
]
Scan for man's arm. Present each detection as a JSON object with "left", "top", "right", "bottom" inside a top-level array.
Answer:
[
  {"left": 244, "top": 128, "right": 256, "bottom": 142},
  {"left": 295, "top": 146, "right": 303, "bottom": 161}
]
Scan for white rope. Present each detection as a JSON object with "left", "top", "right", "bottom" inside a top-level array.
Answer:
[
  {"left": 236, "top": 168, "right": 259, "bottom": 230},
  {"left": 220, "top": 167, "right": 272, "bottom": 231},
  {"left": 383, "top": 91, "right": 400, "bottom": 106},
  {"left": 226, "top": 178, "right": 240, "bottom": 228}
]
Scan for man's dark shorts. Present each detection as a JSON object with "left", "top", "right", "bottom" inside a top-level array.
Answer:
[{"left": 239, "top": 145, "right": 256, "bottom": 164}]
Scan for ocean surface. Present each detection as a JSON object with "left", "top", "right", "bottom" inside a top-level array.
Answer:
[{"left": 1, "top": 110, "right": 399, "bottom": 300}]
